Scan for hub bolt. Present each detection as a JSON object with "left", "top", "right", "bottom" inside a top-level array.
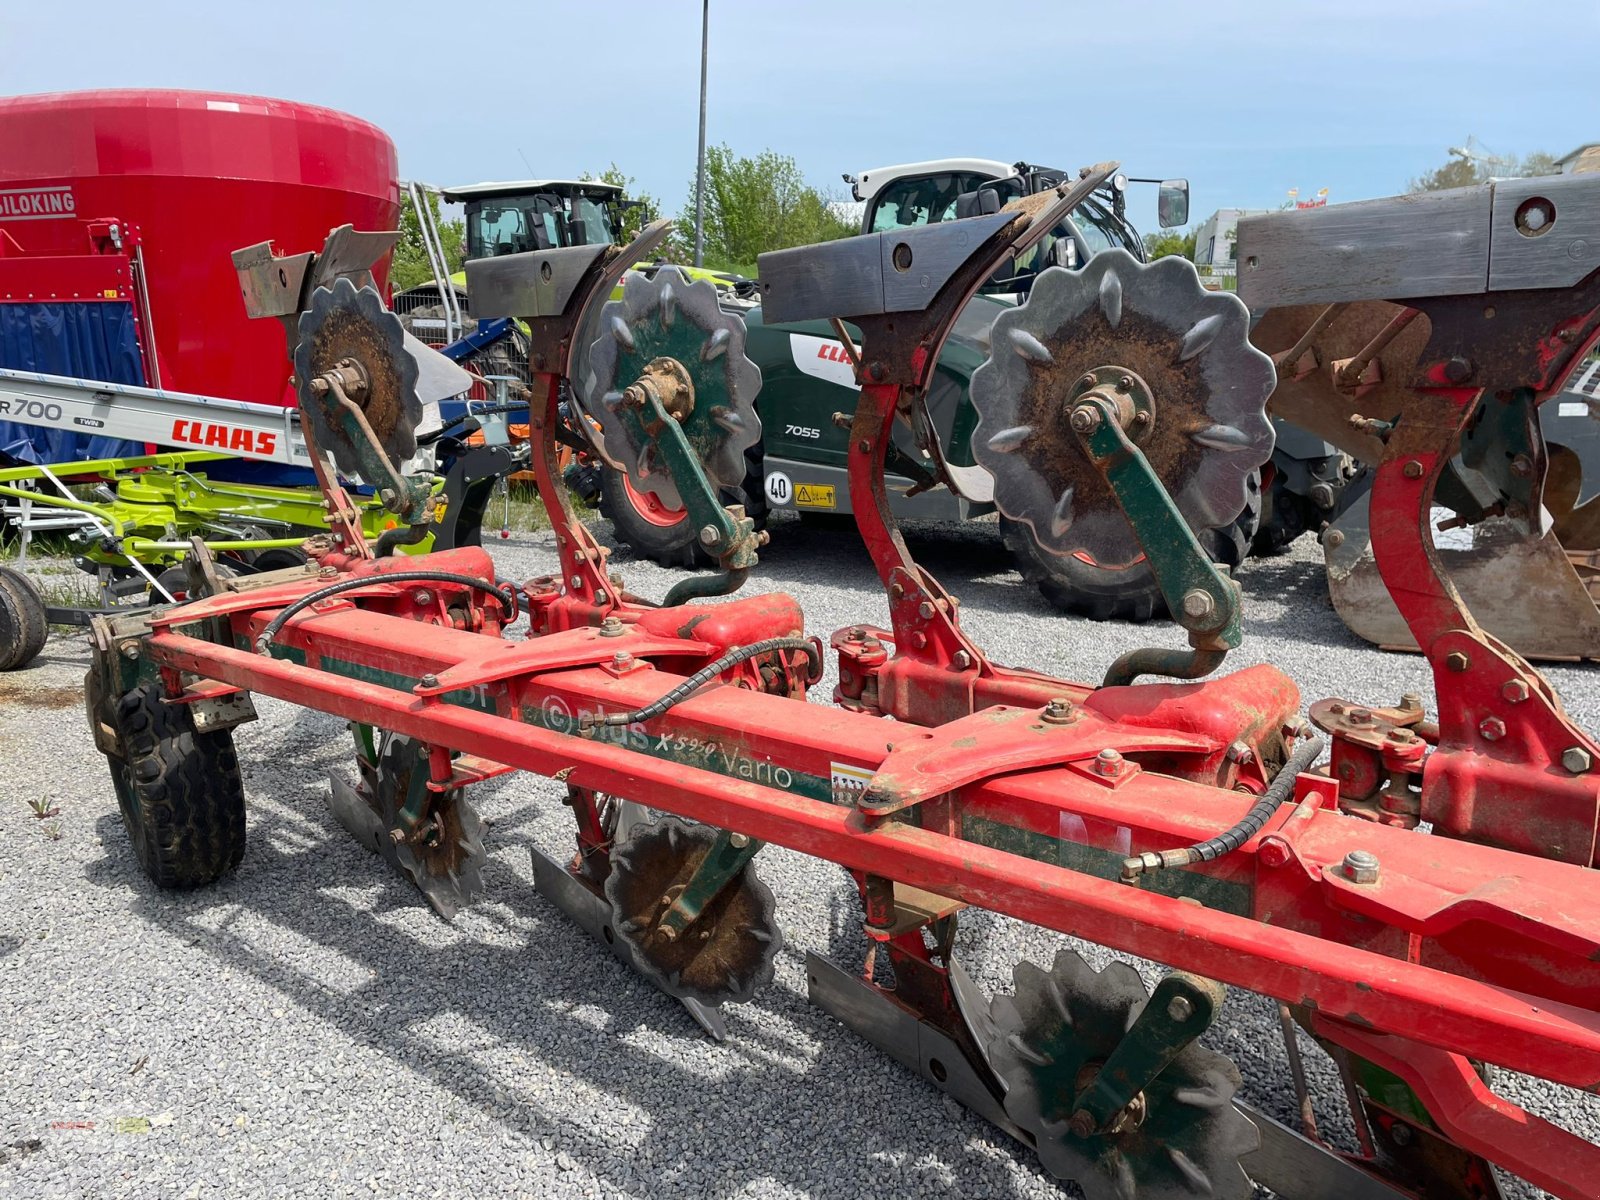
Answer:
[
  {"left": 1479, "top": 717, "right": 1506, "bottom": 742},
  {"left": 1343, "top": 849, "right": 1380, "bottom": 884},
  {"left": 1563, "top": 746, "right": 1593, "bottom": 774},
  {"left": 1095, "top": 748, "right": 1124, "bottom": 776},
  {"left": 1069, "top": 405, "right": 1101, "bottom": 435}
]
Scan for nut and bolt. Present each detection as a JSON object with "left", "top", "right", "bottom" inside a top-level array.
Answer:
[
  {"left": 1386, "top": 727, "right": 1416, "bottom": 743},
  {"left": 1225, "top": 741, "right": 1254, "bottom": 765},
  {"left": 388, "top": 827, "right": 408, "bottom": 845},
  {"left": 1077, "top": 373, "right": 1098, "bottom": 391},
  {"left": 1402, "top": 460, "right": 1424, "bottom": 479},
  {"left": 1117, "top": 374, "right": 1134, "bottom": 392},
  {"left": 1562, "top": 746, "right": 1593, "bottom": 774},
  {"left": 1258, "top": 838, "right": 1292, "bottom": 869},
  {"left": 1181, "top": 589, "right": 1215, "bottom": 621},
  {"left": 569, "top": 575, "right": 584, "bottom": 590},
  {"left": 1510, "top": 454, "right": 1534, "bottom": 478},
  {"left": 1095, "top": 748, "right": 1125, "bottom": 776},
  {"left": 918, "top": 601, "right": 936, "bottom": 619},
  {"left": 1445, "top": 651, "right": 1470, "bottom": 672},
  {"left": 1069, "top": 405, "right": 1101, "bottom": 434},
  {"left": 1390, "top": 1122, "right": 1413, "bottom": 1147},
  {"left": 1479, "top": 717, "right": 1506, "bottom": 742},
  {"left": 952, "top": 650, "right": 972, "bottom": 670},
  {"left": 1324, "top": 529, "right": 1346, "bottom": 549},
  {"left": 598, "top": 616, "right": 625, "bottom": 637},
  {"left": 846, "top": 627, "right": 866, "bottom": 642},
  {"left": 380, "top": 488, "right": 397, "bottom": 506},
  {"left": 611, "top": 651, "right": 633, "bottom": 670},
  {"left": 1400, "top": 691, "right": 1422, "bottom": 712},
  {"left": 729, "top": 832, "right": 751, "bottom": 849},
  {"left": 1167, "top": 995, "right": 1195, "bottom": 1023},
  {"left": 413, "top": 589, "right": 433, "bottom": 606},
  {"left": 121, "top": 642, "right": 141, "bottom": 660},
  {"left": 1443, "top": 356, "right": 1474, "bottom": 384},
  {"left": 1343, "top": 849, "right": 1380, "bottom": 884},
  {"left": 1501, "top": 679, "right": 1530, "bottom": 703},
  {"left": 418, "top": 673, "right": 440, "bottom": 689},
  {"left": 698, "top": 524, "right": 720, "bottom": 547},
  {"left": 594, "top": 589, "right": 610, "bottom": 604},
  {"left": 1042, "top": 697, "right": 1076, "bottom": 725},
  {"left": 1348, "top": 707, "right": 1373, "bottom": 725}
]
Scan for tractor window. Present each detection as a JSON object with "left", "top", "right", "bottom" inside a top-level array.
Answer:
[
  {"left": 468, "top": 205, "right": 539, "bottom": 258},
  {"left": 867, "top": 172, "right": 1007, "bottom": 232},
  {"left": 571, "top": 196, "right": 616, "bottom": 246}
]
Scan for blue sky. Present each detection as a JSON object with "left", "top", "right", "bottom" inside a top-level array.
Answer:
[{"left": 6, "top": 0, "right": 1598, "bottom": 236}]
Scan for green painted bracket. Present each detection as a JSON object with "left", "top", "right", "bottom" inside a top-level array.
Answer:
[
  {"left": 1072, "top": 394, "right": 1241, "bottom": 651},
  {"left": 1070, "top": 973, "right": 1223, "bottom": 1133},
  {"left": 618, "top": 374, "right": 760, "bottom": 607},
  {"left": 655, "top": 829, "right": 763, "bottom": 941}
]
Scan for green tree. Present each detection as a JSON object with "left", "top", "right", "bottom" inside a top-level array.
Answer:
[
  {"left": 581, "top": 163, "right": 659, "bottom": 244},
  {"left": 682, "top": 145, "right": 856, "bottom": 276},
  {"left": 390, "top": 188, "right": 465, "bottom": 291},
  {"left": 1409, "top": 144, "right": 1559, "bottom": 192},
  {"left": 1143, "top": 229, "right": 1196, "bottom": 260}
]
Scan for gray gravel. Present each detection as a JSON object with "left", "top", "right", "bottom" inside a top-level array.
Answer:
[{"left": 1, "top": 514, "right": 1596, "bottom": 1199}]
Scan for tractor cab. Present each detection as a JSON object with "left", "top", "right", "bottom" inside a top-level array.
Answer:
[
  {"left": 846, "top": 159, "right": 1188, "bottom": 292},
  {"left": 441, "top": 179, "right": 631, "bottom": 257}
]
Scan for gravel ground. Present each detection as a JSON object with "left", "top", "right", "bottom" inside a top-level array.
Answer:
[{"left": 1, "top": 514, "right": 1596, "bottom": 1199}]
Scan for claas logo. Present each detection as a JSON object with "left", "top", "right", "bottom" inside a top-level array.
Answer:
[{"left": 170, "top": 419, "right": 276, "bottom": 456}]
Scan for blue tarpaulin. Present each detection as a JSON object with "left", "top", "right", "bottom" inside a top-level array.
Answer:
[{"left": 0, "top": 301, "right": 148, "bottom": 463}]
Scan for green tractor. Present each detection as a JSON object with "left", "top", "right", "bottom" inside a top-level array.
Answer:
[{"left": 595, "top": 158, "right": 1313, "bottom": 619}]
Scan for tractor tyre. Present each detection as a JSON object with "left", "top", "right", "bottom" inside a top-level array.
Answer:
[
  {"left": 0, "top": 566, "right": 48, "bottom": 671},
  {"left": 598, "top": 467, "right": 698, "bottom": 568},
  {"left": 105, "top": 683, "right": 247, "bottom": 889},
  {"left": 1004, "top": 471, "right": 1261, "bottom": 622},
  {"left": 250, "top": 548, "right": 309, "bottom": 574}
]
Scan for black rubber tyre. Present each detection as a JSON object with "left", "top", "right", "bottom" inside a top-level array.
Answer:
[
  {"left": 598, "top": 467, "right": 699, "bottom": 568},
  {"left": 250, "top": 548, "right": 308, "bottom": 573},
  {"left": 1005, "top": 472, "right": 1262, "bottom": 622},
  {"left": 0, "top": 566, "right": 47, "bottom": 671},
  {"left": 105, "top": 683, "right": 246, "bottom": 889},
  {"left": 1251, "top": 469, "right": 1312, "bottom": 556}
]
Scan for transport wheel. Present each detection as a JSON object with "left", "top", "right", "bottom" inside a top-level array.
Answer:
[
  {"left": 0, "top": 566, "right": 48, "bottom": 670},
  {"left": 599, "top": 466, "right": 698, "bottom": 567},
  {"left": 1005, "top": 471, "right": 1260, "bottom": 622},
  {"left": 104, "top": 683, "right": 247, "bottom": 889}
]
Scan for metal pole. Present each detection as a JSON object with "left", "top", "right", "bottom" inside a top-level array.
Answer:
[{"left": 693, "top": 0, "right": 709, "bottom": 267}]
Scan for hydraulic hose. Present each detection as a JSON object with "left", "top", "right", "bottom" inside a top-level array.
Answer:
[
  {"left": 580, "top": 636, "right": 820, "bottom": 733},
  {"left": 1103, "top": 647, "right": 1226, "bottom": 689},
  {"left": 254, "top": 570, "right": 518, "bottom": 655},
  {"left": 1120, "top": 733, "right": 1325, "bottom": 882}
]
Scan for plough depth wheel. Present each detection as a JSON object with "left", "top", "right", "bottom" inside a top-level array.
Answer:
[{"left": 102, "top": 683, "right": 246, "bottom": 889}]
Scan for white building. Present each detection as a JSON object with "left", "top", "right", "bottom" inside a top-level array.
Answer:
[{"left": 1191, "top": 208, "right": 1271, "bottom": 268}]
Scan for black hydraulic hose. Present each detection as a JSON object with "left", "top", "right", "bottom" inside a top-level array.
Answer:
[
  {"left": 1120, "top": 733, "right": 1325, "bottom": 882},
  {"left": 417, "top": 403, "right": 529, "bottom": 445},
  {"left": 254, "top": 571, "right": 519, "bottom": 655},
  {"left": 1104, "top": 647, "right": 1227, "bottom": 688},
  {"left": 580, "top": 636, "right": 820, "bottom": 733}
]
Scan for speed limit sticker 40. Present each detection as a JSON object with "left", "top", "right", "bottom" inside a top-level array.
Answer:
[{"left": 765, "top": 471, "right": 793, "bottom": 506}]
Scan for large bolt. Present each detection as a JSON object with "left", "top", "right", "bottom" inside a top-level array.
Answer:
[
  {"left": 1324, "top": 529, "right": 1346, "bottom": 549},
  {"left": 1258, "top": 837, "right": 1291, "bottom": 869},
  {"left": 1069, "top": 405, "right": 1101, "bottom": 435},
  {"left": 698, "top": 524, "right": 720, "bottom": 547},
  {"left": 1563, "top": 746, "right": 1593, "bottom": 774},
  {"left": 1042, "top": 697, "right": 1075, "bottom": 725},
  {"left": 1167, "top": 995, "right": 1195, "bottom": 1023},
  {"left": 1402, "top": 460, "right": 1424, "bottom": 479},
  {"left": 1479, "top": 717, "right": 1506, "bottom": 742},
  {"left": 1348, "top": 707, "right": 1372, "bottom": 725},
  {"left": 598, "top": 615, "right": 624, "bottom": 637},
  {"left": 569, "top": 575, "right": 584, "bottom": 590},
  {"left": 918, "top": 601, "right": 935, "bottom": 619},
  {"left": 729, "top": 832, "right": 751, "bottom": 849},
  {"left": 1225, "top": 740, "right": 1254, "bottom": 765},
  {"left": 1343, "top": 849, "right": 1380, "bottom": 884},
  {"left": 1445, "top": 651, "right": 1470, "bottom": 673},
  {"left": 952, "top": 650, "right": 973, "bottom": 670},
  {"left": 418, "top": 673, "right": 440, "bottom": 689},
  {"left": 1400, "top": 692, "right": 1422, "bottom": 712},
  {"left": 1443, "top": 357, "right": 1474, "bottom": 384},
  {"left": 612, "top": 651, "right": 633, "bottom": 670},
  {"left": 1095, "top": 748, "right": 1124, "bottom": 777},
  {"left": 1501, "top": 679, "right": 1530, "bottom": 703},
  {"left": 1077, "top": 373, "right": 1098, "bottom": 391},
  {"left": 1181, "top": 589, "right": 1215, "bottom": 621},
  {"left": 413, "top": 589, "right": 433, "bottom": 606}
]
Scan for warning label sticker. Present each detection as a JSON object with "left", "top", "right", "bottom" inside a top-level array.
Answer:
[
  {"left": 830, "top": 761, "right": 874, "bottom": 804},
  {"left": 795, "top": 483, "right": 836, "bottom": 510}
]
